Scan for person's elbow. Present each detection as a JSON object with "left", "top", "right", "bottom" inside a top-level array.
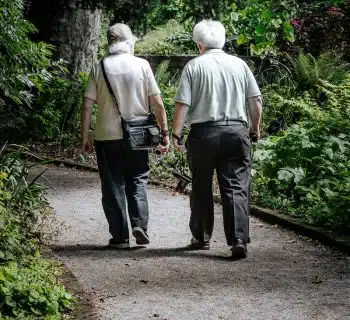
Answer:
[
  {"left": 149, "top": 94, "right": 165, "bottom": 111},
  {"left": 248, "top": 95, "right": 263, "bottom": 105},
  {"left": 175, "top": 102, "right": 190, "bottom": 110}
]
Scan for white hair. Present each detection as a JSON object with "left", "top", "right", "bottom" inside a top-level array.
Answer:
[
  {"left": 192, "top": 20, "right": 226, "bottom": 49},
  {"left": 108, "top": 39, "right": 136, "bottom": 55}
]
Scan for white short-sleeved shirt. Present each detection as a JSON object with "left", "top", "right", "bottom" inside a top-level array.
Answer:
[
  {"left": 174, "top": 49, "right": 261, "bottom": 125},
  {"left": 84, "top": 53, "right": 161, "bottom": 141}
]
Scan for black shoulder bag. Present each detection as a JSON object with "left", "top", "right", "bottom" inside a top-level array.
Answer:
[{"left": 100, "top": 59, "right": 161, "bottom": 150}]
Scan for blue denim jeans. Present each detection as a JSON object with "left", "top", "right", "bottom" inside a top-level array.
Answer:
[{"left": 95, "top": 140, "right": 150, "bottom": 242}]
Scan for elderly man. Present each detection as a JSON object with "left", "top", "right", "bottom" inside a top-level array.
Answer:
[
  {"left": 172, "top": 20, "right": 262, "bottom": 259},
  {"left": 81, "top": 23, "right": 169, "bottom": 249}
]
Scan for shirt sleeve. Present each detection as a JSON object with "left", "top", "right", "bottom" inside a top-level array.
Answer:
[
  {"left": 174, "top": 64, "right": 192, "bottom": 106},
  {"left": 245, "top": 63, "right": 261, "bottom": 98},
  {"left": 84, "top": 66, "right": 97, "bottom": 101},
  {"left": 146, "top": 62, "right": 161, "bottom": 96}
]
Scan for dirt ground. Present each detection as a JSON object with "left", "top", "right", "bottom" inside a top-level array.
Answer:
[{"left": 43, "top": 166, "right": 349, "bottom": 320}]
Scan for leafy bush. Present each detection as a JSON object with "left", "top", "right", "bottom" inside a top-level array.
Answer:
[
  {"left": 135, "top": 20, "right": 196, "bottom": 55},
  {"left": 224, "top": 1, "right": 297, "bottom": 55},
  {"left": 253, "top": 80, "right": 350, "bottom": 233},
  {"left": 0, "top": 147, "right": 75, "bottom": 319},
  {"left": 0, "top": 0, "right": 54, "bottom": 107},
  {"left": 287, "top": 52, "right": 350, "bottom": 91},
  {"left": 0, "top": 260, "right": 74, "bottom": 319},
  {"left": 155, "top": 60, "right": 179, "bottom": 123},
  {"left": 0, "top": 146, "right": 47, "bottom": 261},
  {"left": 262, "top": 53, "right": 350, "bottom": 133},
  {"left": 292, "top": 1, "right": 349, "bottom": 56},
  {"left": 28, "top": 72, "right": 88, "bottom": 142}
]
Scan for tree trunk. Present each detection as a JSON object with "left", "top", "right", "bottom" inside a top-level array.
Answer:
[
  {"left": 51, "top": 0, "right": 101, "bottom": 74},
  {"left": 26, "top": 0, "right": 101, "bottom": 74}
]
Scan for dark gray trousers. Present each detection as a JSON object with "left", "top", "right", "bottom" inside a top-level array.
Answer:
[
  {"left": 187, "top": 123, "right": 251, "bottom": 245},
  {"left": 95, "top": 140, "right": 150, "bottom": 242}
]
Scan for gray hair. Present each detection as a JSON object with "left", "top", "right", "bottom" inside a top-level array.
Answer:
[{"left": 192, "top": 20, "right": 226, "bottom": 49}]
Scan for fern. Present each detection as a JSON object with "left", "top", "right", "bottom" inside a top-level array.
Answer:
[
  {"left": 155, "top": 60, "right": 171, "bottom": 86},
  {"left": 286, "top": 52, "right": 350, "bottom": 92}
]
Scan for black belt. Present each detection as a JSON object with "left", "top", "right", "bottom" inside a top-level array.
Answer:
[{"left": 191, "top": 120, "right": 248, "bottom": 128}]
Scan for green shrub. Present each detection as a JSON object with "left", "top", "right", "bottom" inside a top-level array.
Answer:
[
  {"left": 135, "top": 20, "right": 196, "bottom": 55},
  {"left": 262, "top": 53, "right": 350, "bottom": 133},
  {"left": 28, "top": 72, "right": 88, "bottom": 143},
  {"left": 0, "top": 260, "right": 74, "bottom": 320},
  {"left": 155, "top": 60, "right": 179, "bottom": 123},
  {"left": 0, "top": 147, "right": 47, "bottom": 261},
  {"left": 0, "top": 147, "right": 75, "bottom": 318},
  {"left": 0, "top": 0, "right": 54, "bottom": 107},
  {"left": 253, "top": 80, "right": 350, "bottom": 233}
]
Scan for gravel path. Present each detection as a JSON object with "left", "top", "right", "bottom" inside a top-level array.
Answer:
[{"left": 44, "top": 166, "right": 349, "bottom": 320}]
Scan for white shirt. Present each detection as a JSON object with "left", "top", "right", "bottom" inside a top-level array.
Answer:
[
  {"left": 84, "top": 53, "right": 161, "bottom": 141},
  {"left": 174, "top": 49, "right": 261, "bottom": 125}
]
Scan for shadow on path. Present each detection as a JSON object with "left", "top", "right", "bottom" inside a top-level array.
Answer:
[{"left": 51, "top": 245, "right": 234, "bottom": 261}]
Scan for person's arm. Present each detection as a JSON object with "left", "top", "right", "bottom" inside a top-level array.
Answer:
[
  {"left": 245, "top": 62, "right": 263, "bottom": 141},
  {"left": 248, "top": 95, "right": 263, "bottom": 141},
  {"left": 81, "top": 65, "right": 98, "bottom": 153},
  {"left": 172, "top": 64, "right": 191, "bottom": 152},
  {"left": 172, "top": 102, "right": 189, "bottom": 152},
  {"left": 81, "top": 97, "right": 95, "bottom": 153},
  {"left": 149, "top": 94, "right": 169, "bottom": 152}
]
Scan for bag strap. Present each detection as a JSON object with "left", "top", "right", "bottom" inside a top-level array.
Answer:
[{"left": 100, "top": 59, "right": 121, "bottom": 116}]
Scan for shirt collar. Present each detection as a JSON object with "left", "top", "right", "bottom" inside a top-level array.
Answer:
[{"left": 202, "top": 49, "right": 224, "bottom": 55}]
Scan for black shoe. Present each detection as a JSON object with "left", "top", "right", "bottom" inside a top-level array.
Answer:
[
  {"left": 132, "top": 227, "right": 150, "bottom": 245},
  {"left": 108, "top": 238, "right": 130, "bottom": 249},
  {"left": 186, "top": 237, "right": 210, "bottom": 250},
  {"left": 231, "top": 239, "right": 247, "bottom": 259}
]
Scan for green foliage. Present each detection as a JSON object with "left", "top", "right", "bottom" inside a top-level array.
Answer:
[
  {"left": 181, "top": 0, "right": 235, "bottom": 21},
  {"left": 0, "top": 260, "right": 74, "bottom": 319},
  {"left": 0, "top": 147, "right": 75, "bottom": 318},
  {"left": 28, "top": 72, "right": 88, "bottom": 142},
  {"left": 224, "top": 1, "right": 298, "bottom": 55},
  {"left": 0, "top": 0, "right": 85, "bottom": 145},
  {"left": 0, "top": 0, "right": 54, "bottom": 107},
  {"left": 155, "top": 60, "right": 179, "bottom": 123},
  {"left": 288, "top": 52, "right": 350, "bottom": 91},
  {"left": 146, "top": 0, "right": 186, "bottom": 28},
  {"left": 262, "top": 53, "right": 350, "bottom": 132},
  {"left": 135, "top": 20, "right": 196, "bottom": 55},
  {"left": 0, "top": 147, "right": 47, "bottom": 261},
  {"left": 253, "top": 79, "right": 350, "bottom": 232}
]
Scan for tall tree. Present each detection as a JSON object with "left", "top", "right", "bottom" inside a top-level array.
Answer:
[{"left": 25, "top": 0, "right": 101, "bottom": 74}]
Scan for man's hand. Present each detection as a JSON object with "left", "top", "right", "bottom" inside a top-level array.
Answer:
[
  {"left": 82, "top": 137, "right": 93, "bottom": 153},
  {"left": 249, "top": 129, "right": 260, "bottom": 142},
  {"left": 158, "top": 135, "right": 170, "bottom": 154},
  {"left": 172, "top": 135, "right": 186, "bottom": 153},
  {"left": 172, "top": 103, "right": 189, "bottom": 152}
]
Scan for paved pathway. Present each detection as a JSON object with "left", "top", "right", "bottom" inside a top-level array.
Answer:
[{"left": 44, "top": 166, "right": 349, "bottom": 320}]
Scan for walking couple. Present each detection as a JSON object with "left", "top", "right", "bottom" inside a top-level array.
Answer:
[{"left": 81, "top": 20, "right": 262, "bottom": 259}]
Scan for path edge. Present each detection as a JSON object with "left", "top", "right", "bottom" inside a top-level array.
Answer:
[{"left": 43, "top": 247, "right": 98, "bottom": 320}]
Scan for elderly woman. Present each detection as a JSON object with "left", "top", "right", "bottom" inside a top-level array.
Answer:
[
  {"left": 81, "top": 23, "right": 169, "bottom": 249},
  {"left": 172, "top": 20, "right": 263, "bottom": 259}
]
